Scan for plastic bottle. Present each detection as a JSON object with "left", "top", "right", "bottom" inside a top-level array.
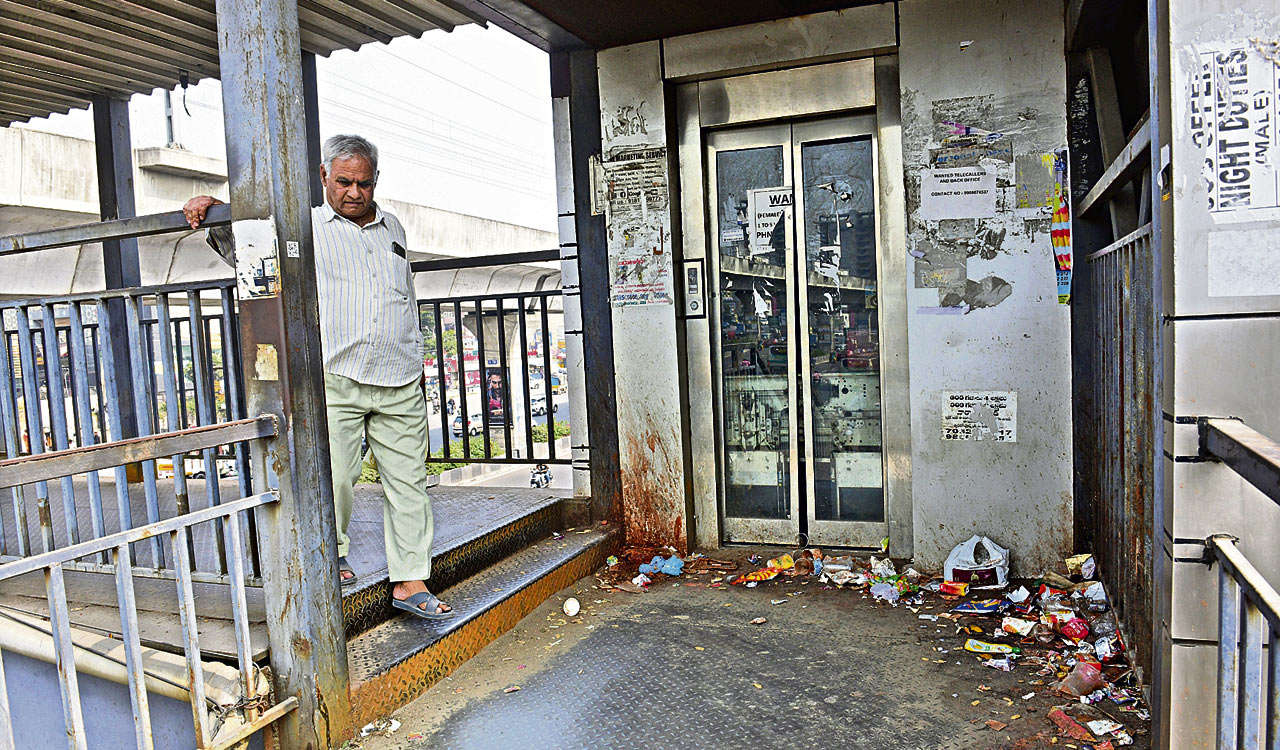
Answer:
[
  {"left": 963, "top": 638, "right": 1022, "bottom": 655},
  {"left": 1056, "top": 659, "right": 1105, "bottom": 697}
]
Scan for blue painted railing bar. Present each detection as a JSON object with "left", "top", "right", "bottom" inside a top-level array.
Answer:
[
  {"left": 0, "top": 280, "right": 255, "bottom": 583},
  {"left": 1199, "top": 419, "right": 1280, "bottom": 749}
]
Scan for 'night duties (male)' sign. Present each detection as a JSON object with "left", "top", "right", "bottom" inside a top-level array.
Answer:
[{"left": 1187, "top": 42, "right": 1280, "bottom": 216}]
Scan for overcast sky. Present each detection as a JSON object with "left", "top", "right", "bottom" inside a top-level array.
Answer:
[{"left": 16, "top": 25, "right": 557, "bottom": 232}]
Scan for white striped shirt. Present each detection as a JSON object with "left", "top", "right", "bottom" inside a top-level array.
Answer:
[{"left": 211, "top": 202, "right": 421, "bottom": 387}]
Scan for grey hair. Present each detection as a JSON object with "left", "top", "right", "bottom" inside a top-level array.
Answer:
[{"left": 321, "top": 134, "right": 378, "bottom": 174}]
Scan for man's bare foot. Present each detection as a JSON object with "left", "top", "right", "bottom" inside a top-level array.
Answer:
[{"left": 392, "top": 579, "right": 451, "bottom": 614}]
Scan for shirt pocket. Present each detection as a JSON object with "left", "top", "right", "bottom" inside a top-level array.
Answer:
[{"left": 387, "top": 253, "right": 414, "bottom": 299}]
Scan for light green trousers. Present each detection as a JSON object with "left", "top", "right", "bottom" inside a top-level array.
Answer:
[{"left": 325, "top": 373, "right": 433, "bottom": 582}]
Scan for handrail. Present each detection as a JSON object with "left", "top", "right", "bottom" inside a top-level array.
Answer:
[
  {"left": 0, "top": 278, "right": 235, "bottom": 311},
  {"left": 0, "top": 416, "right": 276, "bottom": 490},
  {"left": 1085, "top": 222, "right": 1152, "bottom": 262},
  {"left": 0, "top": 491, "right": 276, "bottom": 581},
  {"left": 1202, "top": 534, "right": 1280, "bottom": 748},
  {"left": 1206, "top": 535, "right": 1280, "bottom": 632},
  {"left": 1078, "top": 117, "right": 1151, "bottom": 217},
  {"left": 1199, "top": 417, "right": 1280, "bottom": 508},
  {"left": 0, "top": 203, "right": 233, "bottom": 257}
]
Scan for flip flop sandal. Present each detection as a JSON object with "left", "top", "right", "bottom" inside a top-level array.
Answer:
[
  {"left": 338, "top": 557, "right": 357, "bottom": 587},
  {"left": 392, "top": 591, "right": 455, "bottom": 620}
]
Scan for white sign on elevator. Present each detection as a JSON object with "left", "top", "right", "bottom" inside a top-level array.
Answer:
[{"left": 748, "top": 187, "right": 794, "bottom": 255}]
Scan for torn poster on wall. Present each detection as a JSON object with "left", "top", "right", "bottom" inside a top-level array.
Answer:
[
  {"left": 748, "top": 187, "right": 794, "bottom": 256},
  {"left": 1187, "top": 40, "right": 1280, "bottom": 220},
  {"left": 1051, "top": 148, "right": 1072, "bottom": 304},
  {"left": 232, "top": 218, "right": 280, "bottom": 299},
  {"left": 941, "top": 391, "right": 1017, "bottom": 442},
  {"left": 1014, "top": 153, "right": 1056, "bottom": 210},
  {"left": 919, "top": 167, "right": 997, "bottom": 219},
  {"left": 605, "top": 147, "right": 673, "bottom": 308}
]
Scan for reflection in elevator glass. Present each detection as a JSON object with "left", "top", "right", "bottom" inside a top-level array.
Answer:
[
  {"left": 801, "top": 136, "right": 884, "bottom": 523},
  {"left": 715, "top": 145, "right": 791, "bottom": 521}
]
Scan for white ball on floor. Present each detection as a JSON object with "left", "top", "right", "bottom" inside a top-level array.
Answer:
[{"left": 563, "top": 597, "right": 581, "bottom": 617}]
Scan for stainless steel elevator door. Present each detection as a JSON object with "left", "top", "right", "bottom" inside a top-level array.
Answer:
[{"left": 708, "top": 116, "right": 889, "bottom": 547}]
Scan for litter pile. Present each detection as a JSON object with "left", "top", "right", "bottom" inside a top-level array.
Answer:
[
  {"left": 595, "top": 547, "right": 740, "bottom": 593},
  {"left": 596, "top": 537, "right": 1149, "bottom": 746}
]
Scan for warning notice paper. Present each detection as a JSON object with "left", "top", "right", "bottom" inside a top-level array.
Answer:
[
  {"left": 919, "top": 167, "right": 997, "bottom": 220},
  {"left": 1187, "top": 42, "right": 1280, "bottom": 220},
  {"left": 941, "top": 391, "right": 1017, "bottom": 442},
  {"left": 748, "top": 187, "right": 794, "bottom": 255}
]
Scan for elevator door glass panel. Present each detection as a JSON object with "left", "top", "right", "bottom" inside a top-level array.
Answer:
[
  {"left": 798, "top": 134, "right": 884, "bottom": 528},
  {"left": 714, "top": 143, "right": 791, "bottom": 526}
]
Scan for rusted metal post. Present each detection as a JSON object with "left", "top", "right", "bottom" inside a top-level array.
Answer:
[
  {"left": 563, "top": 49, "right": 622, "bottom": 523},
  {"left": 91, "top": 95, "right": 140, "bottom": 447},
  {"left": 213, "top": 1, "right": 352, "bottom": 747}
]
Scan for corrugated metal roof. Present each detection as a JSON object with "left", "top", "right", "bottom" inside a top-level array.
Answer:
[{"left": 0, "top": 0, "right": 487, "bottom": 127}]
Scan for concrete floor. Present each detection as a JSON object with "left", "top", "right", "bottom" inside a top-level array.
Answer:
[{"left": 349, "top": 549, "right": 1152, "bottom": 750}]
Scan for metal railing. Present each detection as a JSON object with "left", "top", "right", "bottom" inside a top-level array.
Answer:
[
  {"left": 1199, "top": 417, "right": 1280, "bottom": 749},
  {"left": 0, "top": 416, "right": 293, "bottom": 750},
  {"left": 418, "top": 288, "right": 568, "bottom": 465},
  {"left": 0, "top": 281, "right": 257, "bottom": 583},
  {"left": 1075, "top": 222, "right": 1157, "bottom": 674}
]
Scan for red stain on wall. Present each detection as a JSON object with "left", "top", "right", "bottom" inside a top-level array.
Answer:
[{"left": 620, "top": 419, "right": 686, "bottom": 554}]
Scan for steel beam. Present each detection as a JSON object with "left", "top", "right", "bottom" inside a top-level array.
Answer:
[
  {"left": 0, "top": 205, "right": 232, "bottom": 257},
  {"left": 302, "top": 51, "right": 324, "bottom": 208},
  {"left": 1078, "top": 118, "right": 1151, "bottom": 218},
  {"left": 93, "top": 95, "right": 141, "bottom": 447},
  {"left": 409, "top": 249, "right": 560, "bottom": 272},
  {"left": 214, "top": 1, "right": 352, "bottom": 747},
  {"left": 1084, "top": 48, "right": 1139, "bottom": 237},
  {"left": 565, "top": 49, "right": 622, "bottom": 524}
]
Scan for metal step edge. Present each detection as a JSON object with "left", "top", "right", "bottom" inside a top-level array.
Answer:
[
  {"left": 346, "top": 527, "right": 617, "bottom": 728},
  {"left": 341, "top": 496, "right": 567, "bottom": 639}
]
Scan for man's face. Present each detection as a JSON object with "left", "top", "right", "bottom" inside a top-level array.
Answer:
[{"left": 321, "top": 155, "right": 377, "bottom": 220}]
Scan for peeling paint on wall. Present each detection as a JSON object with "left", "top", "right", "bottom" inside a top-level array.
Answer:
[{"left": 904, "top": 92, "right": 1072, "bottom": 313}]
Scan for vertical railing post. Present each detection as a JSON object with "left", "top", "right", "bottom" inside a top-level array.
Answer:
[
  {"left": 1219, "top": 564, "right": 1242, "bottom": 748},
  {"left": 214, "top": 1, "right": 352, "bottom": 746}
]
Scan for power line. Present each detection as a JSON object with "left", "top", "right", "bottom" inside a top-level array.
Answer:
[
  {"left": 325, "top": 111, "right": 554, "bottom": 201},
  {"left": 318, "top": 76, "right": 550, "bottom": 162},
  {"left": 351, "top": 45, "right": 551, "bottom": 125},
  {"left": 319, "top": 98, "right": 553, "bottom": 180},
  {"left": 410, "top": 36, "right": 548, "bottom": 106}
]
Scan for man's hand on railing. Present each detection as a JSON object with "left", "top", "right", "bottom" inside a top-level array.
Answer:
[{"left": 183, "top": 195, "right": 225, "bottom": 229}]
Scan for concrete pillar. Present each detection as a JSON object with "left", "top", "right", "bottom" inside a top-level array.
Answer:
[
  {"left": 214, "top": 0, "right": 352, "bottom": 746},
  {"left": 1157, "top": 1, "right": 1280, "bottom": 746},
  {"left": 595, "top": 43, "right": 690, "bottom": 552}
]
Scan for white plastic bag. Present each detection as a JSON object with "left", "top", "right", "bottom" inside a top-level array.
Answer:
[{"left": 943, "top": 535, "right": 1010, "bottom": 587}]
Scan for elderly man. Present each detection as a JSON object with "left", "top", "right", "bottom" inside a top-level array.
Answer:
[{"left": 184, "top": 134, "right": 452, "bottom": 619}]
